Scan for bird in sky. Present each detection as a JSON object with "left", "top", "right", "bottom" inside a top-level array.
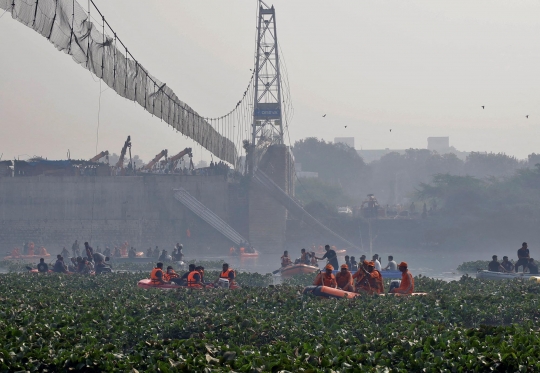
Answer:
[
  {"left": 481, "top": 106, "right": 485, "bottom": 109},
  {"left": 390, "top": 129, "right": 392, "bottom": 132},
  {"left": 344, "top": 125, "right": 347, "bottom": 128},
  {"left": 526, "top": 115, "right": 529, "bottom": 118},
  {"left": 322, "top": 114, "right": 326, "bottom": 117}
]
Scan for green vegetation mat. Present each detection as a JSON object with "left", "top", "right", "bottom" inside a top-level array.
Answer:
[{"left": 1, "top": 273, "right": 540, "bottom": 371}]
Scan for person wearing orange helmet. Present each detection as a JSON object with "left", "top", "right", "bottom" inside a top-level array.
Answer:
[
  {"left": 335, "top": 264, "right": 354, "bottom": 292},
  {"left": 389, "top": 262, "right": 414, "bottom": 294},
  {"left": 313, "top": 264, "right": 337, "bottom": 288},
  {"left": 355, "top": 261, "right": 383, "bottom": 294}
]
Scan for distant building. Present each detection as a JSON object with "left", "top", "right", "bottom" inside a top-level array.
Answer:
[
  {"left": 334, "top": 137, "right": 355, "bottom": 148},
  {"left": 427, "top": 137, "right": 450, "bottom": 153}
]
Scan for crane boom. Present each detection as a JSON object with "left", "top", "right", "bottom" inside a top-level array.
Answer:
[
  {"left": 115, "top": 136, "right": 131, "bottom": 169},
  {"left": 89, "top": 151, "right": 109, "bottom": 163},
  {"left": 144, "top": 149, "right": 168, "bottom": 170},
  {"left": 168, "top": 148, "right": 192, "bottom": 163}
]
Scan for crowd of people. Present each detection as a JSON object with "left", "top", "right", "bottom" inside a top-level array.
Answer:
[
  {"left": 149, "top": 262, "right": 236, "bottom": 289},
  {"left": 6, "top": 242, "right": 49, "bottom": 258},
  {"left": 36, "top": 241, "right": 112, "bottom": 274},
  {"left": 487, "top": 242, "right": 538, "bottom": 274},
  {"left": 281, "top": 244, "right": 414, "bottom": 295}
]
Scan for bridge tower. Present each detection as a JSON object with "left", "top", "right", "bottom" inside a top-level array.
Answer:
[{"left": 249, "top": 1, "right": 284, "bottom": 174}]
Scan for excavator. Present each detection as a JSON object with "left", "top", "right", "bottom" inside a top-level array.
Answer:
[
  {"left": 169, "top": 147, "right": 194, "bottom": 172},
  {"left": 89, "top": 151, "right": 109, "bottom": 163},
  {"left": 116, "top": 136, "right": 132, "bottom": 172},
  {"left": 143, "top": 149, "right": 168, "bottom": 171}
]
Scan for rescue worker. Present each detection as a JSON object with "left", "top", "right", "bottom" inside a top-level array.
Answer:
[
  {"left": 180, "top": 264, "right": 197, "bottom": 285},
  {"left": 313, "top": 264, "right": 337, "bottom": 288},
  {"left": 164, "top": 265, "right": 183, "bottom": 284},
  {"left": 187, "top": 266, "right": 206, "bottom": 288},
  {"left": 516, "top": 242, "right": 530, "bottom": 273},
  {"left": 281, "top": 250, "right": 293, "bottom": 267},
  {"left": 352, "top": 260, "right": 370, "bottom": 291},
  {"left": 214, "top": 263, "right": 236, "bottom": 287},
  {"left": 488, "top": 255, "right": 505, "bottom": 272},
  {"left": 84, "top": 242, "right": 94, "bottom": 262},
  {"left": 150, "top": 262, "right": 167, "bottom": 285},
  {"left": 528, "top": 258, "right": 539, "bottom": 275},
  {"left": 335, "top": 264, "right": 354, "bottom": 292},
  {"left": 37, "top": 258, "right": 49, "bottom": 273},
  {"left": 389, "top": 262, "right": 414, "bottom": 295},
  {"left": 355, "top": 261, "right": 383, "bottom": 294},
  {"left": 314, "top": 244, "right": 339, "bottom": 269}
]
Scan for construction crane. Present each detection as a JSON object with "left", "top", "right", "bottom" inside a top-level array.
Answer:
[
  {"left": 115, "top": 136, "right": 131, "bottom": 169},
  {"left": 89, "top": 151, "right": 109, "bottom": 163},
  {"left": 143, "top": 149, "right": 168, "bottom": 171},
  {"left": 169, "top": 147, "right": 194, "bottom": 171}
]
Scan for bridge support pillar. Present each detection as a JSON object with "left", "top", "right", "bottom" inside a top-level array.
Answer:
[{"left": 248, "top": 145, "right": 294, "bottom": 254}]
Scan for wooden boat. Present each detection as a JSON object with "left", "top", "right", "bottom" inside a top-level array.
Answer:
[
  {"left": 280, "top": 264, "right": 319, "bottom": 278},
  {"left": 476, "top": 270, "right": 538, "bottom": 280},
  {"left": 240, "top": 250, "right": 259, "bottom": 258}
]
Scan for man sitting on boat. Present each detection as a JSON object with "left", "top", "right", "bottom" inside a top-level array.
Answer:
[
  {"left": 335, "top": 264, "right": 354, "bottom": 292},
  {"left": 313, "top": 264, "right": 337, "bottom": 288},
  {"left": 488, "top": 255, "right": 506, "bottom": 272},
  {"left": 349, "top": 256, "right": 358, "bottom": 271},
  {"left": 389, "top": 262, "right": 414, "bottom": 295},
  {"left": 179, "top": 264, "right": 197, "bottom": 285},
  {"left": 383, "top": 256, "right": 397, "bottom": 271},
  {"left": 215, "top": 263, "right": 236, "bottom": 287},
  {"left": 515, "top": 242, "right": 530, "bottom": 273},
  {"left": 294, "top": 249, "right": 311, "bottom": 265},
  {"left": 150, "top": 262, "right": 168, "bottom": 285},
  {"left": 528, "top": 258, "right": 538, "bottom": 275},
  {"left": 355, "top": 261, "right": 384, "bottom": 294},
  {"left": 37, "top": 258, "right": 49, "bottom": 273},
  {"left": 53, "top": 255, "right": 68, "bottom": 273},
  {"left": 281, "top": 251, "right": 292, "bottom": 267},
  {"left": 501, "top": 256, "right": 514, "bottom": 272},
  {"left": 188, "top": 266, "right": 207, "bottom": 288}
]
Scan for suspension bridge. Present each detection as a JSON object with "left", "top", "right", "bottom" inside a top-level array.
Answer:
[{"left": 0, "top": 0, "right": 359, "bottom": 253}]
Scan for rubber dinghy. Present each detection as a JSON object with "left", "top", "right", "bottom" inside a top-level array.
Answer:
[
  {"left": 476, "top": 270, "right": 539, "bottom": 280},
  {"left": 281, "top": 264, "right": 319, "bottom": 278},
  {"left": 303, "top": 286, "right": 360, "bottom": 299},
  {"left": 330, "top": 269, "right": 402, "bottom": 279},
  {"left": 137, "top": 279, "right": 241, "bottom": 290}
]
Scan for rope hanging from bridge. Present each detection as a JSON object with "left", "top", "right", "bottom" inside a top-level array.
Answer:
[{"left": 0, "top": 0, "right": 258, "bottom": 166}]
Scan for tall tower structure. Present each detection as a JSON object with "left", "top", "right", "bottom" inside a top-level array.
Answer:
[{"left": 250, "top": 1, "right": 283, "bottom": 173}]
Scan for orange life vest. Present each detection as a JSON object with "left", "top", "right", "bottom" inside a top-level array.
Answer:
[
  {"left": 187, "top": 270, "right": 203, "bottom": 288},
  {"left": 394, "top": 270, "right": 414, "bottom": 294},
  {"left": 367, "top": 270, "right": 384, "bottom": 294},
  {"left": 220, "top": 269, "right": 235, "bottom": 283},
  {"left": 314, "top": 273, "right": 337, "bottom": 288},
  {"left": 164, "top": 270, "right": 179, "bottom": 282},
  {"left": 150, "top": 267, "right": 163, "bottom": 283},
  {"left": 336, "top": 271, "right": 353, "bottom": 289}
]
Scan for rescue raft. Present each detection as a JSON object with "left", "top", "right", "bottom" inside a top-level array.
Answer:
[
  {"left": 137, "top": 279, "right": 240, "bottom": 290},
  {"left": 476, "top": 270, "right": 538, "bottom": 280},
  {"left": 280, "top": 264, "right": 319, "bottom": 278},
  {"left": 303, "top": 285, "right": 360, "bottom": 299}
]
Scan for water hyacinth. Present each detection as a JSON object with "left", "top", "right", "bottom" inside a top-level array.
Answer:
[{"left": 0, "top": 272, "right": 539, "bottom": 371}]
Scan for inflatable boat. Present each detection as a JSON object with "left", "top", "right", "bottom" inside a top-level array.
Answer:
[
  {"left": 240, "top": 250, "right": 259, "bottom": 258},
  {"left": 303, "top": 285, "right": 360, "bottom": 299},
  {"left": 281, "top": 264, "right": 319, "bottom": 278},
  {"left": 329, "top": 269, "right": 402, "bottom": 279},
  {"left": 137, "top": 279, "right": 240, "bottom": 290},
  {"left": 476, "top": 270, "right": 538, "bottom": 280}
]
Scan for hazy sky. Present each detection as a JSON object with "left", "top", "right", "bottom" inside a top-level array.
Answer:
[{"left": 1, "top": 0, "right": 539, "bottom": 163}]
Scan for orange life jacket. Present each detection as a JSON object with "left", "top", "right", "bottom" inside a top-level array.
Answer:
[
  {"left": 150, "top": 268, "right": 163, "bottom": 283},
  {"left": 164, "top": 270, "right": 179, "bottom": 282},
  {"left": 314, "top": 273, "right": 337, "bottom": 288},
  {"left": 230, "top": 247, "right": 235, "bottom": 254},
  {"left": 187, "top": 270, "right": 203, "bottom": 288},
  {"left": 394, "top": 270, "right": 414, "bottom": 294},
  {"left": 336, "top": 271, "right": 353, "bottom": 289},
  {"left": 220, "top": 269, "right": 235, "bottom": 282},
  {"left": 367, "top": 270, "right": 384, "bottom": 294}
]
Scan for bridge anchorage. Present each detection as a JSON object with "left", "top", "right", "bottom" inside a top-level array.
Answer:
[{"left": 1, "top": 0, "right": 360, "bottom": 254}]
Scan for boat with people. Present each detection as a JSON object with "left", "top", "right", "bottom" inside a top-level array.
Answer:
[
  {"left": 476, "top": 270, "right": 539, "bottom": 280},
  {"left": 4, "top": 254, "right": 51, "bottom": 261},
  {"left": 280, "top": 263, "right": 319, "bottom": 278},
  {"left": 137, "top": 278, "right": 240, "bottom": 290}
]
